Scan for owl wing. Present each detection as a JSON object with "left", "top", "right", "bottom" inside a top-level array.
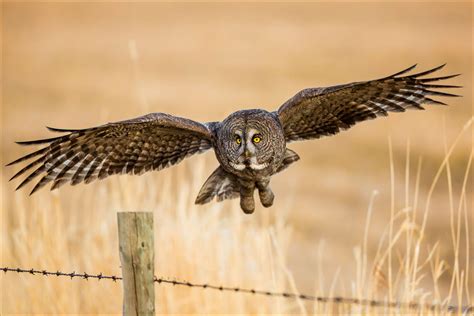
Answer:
[
  {"left": 8, "top": 113, "right": 217, "bottom": 194},
  {"left": 276, "top": 64, "right": 461, "bottom": 142}
]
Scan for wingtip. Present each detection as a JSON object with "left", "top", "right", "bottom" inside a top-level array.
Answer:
[
  {"left": 50, "top": 181, "right": 60, "bottom": 191},
  {"left": 420, "top": 73, "right": 461, "bottom": 83},
  {"left": 425, "top": 97, "right": 448, "bottom": 106},
  {"left": 424, "top": 84, "right": 462, "bottom": 89},
  {"left": 15, "top": 182, "right": 27, "bottom": 191},
  {"left": 405, "top": 63, "right": 418, "bottom": 74},
  {"left": 410, "top": 64, "right": 450, "bottom": 78},
  {"left": 424, "top": 90, "right": 462, "bottom": 98},
  {"left": 433, "top": 63, "right": 447, "bottom": 71},
  {"left": 15, "top": 135, "right": 64, "bottom": 146},
  {"left": 46, "top": 126, "right": 72, "bottom": 133},
  {"left": 15, "top": 140, "right": 38, "bottom": 146},
  {"left": 29, "top": 185, "right": 41, "bottom": 196},
  {"left": 405, "top": 63, "right": 418, "bottom": 72},
  {"left": 386, "top": 63, "right": 418, "bottom": 79},
  {"left": 6, "top": 155, "right": 25, "bottom": 166}
]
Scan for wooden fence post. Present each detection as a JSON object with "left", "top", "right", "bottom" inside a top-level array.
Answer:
[{"left": 117, "top": 212, "right": 155, "bottom": 316}]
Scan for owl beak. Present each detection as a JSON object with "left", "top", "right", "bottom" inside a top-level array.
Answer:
[
  {"left": 244, "top": 148, "right": 252, "bottom": 159},
  {"left": 242, "top": 149, "right": 254, "bottom": 168},
  {"left": 243, "top": 149, "right": 252, "bottom": 165}
]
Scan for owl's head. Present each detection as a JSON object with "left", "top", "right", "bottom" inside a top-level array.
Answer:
[{"left": 217, "top": 109, "right": 286, "bottom": 172}]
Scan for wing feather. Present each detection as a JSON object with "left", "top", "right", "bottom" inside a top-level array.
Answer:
[
  {"left": 277, "top": 64, "right": 461, "bottom": 142},
  {"left": 8, "top": 113, "right": 217, "bottom": 194}
]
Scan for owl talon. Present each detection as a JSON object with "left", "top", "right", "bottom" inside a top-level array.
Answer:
[
  {"left": 259, "top": 189, "right": 274, "bottom": 208},
  {"left": 240, "top": 196, "right": 255, "bottom": 214}
]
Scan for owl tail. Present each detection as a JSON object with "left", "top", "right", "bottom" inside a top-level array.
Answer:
[
  {"left": 195, "top": 166, "right": 240, "bottom": 205},
  {"left": 276, "top": 148, "right": 300, "bottom": 173}
]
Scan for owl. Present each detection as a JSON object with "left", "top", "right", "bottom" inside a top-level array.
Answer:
[{"left": 7, "top": 64, "right": 460, "bottom": 214}]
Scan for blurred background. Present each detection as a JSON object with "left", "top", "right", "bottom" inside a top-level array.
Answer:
[{"left": 1, "top": 2, "right": 472, "bottom": 314}]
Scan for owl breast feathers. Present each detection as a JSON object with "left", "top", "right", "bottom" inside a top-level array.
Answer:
[{"left": 8, "top": 64, "right": 461, "bottom": 214}]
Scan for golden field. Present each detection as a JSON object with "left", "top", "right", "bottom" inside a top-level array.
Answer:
[{"left": 1, "top": 2, "right": 472, "bottom": 314}]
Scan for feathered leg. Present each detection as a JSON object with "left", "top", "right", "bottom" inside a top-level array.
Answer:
[
  {"left": 256, "top": 178, "right": 274, "bottom": 208},
  {"left": 276, "top": 148, "right": 300, "bottom": 173},
  {"left": 239, "top": 180, "right": 255, "bottom": 214}
]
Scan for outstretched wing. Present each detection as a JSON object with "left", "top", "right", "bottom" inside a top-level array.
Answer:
[
  {"left": 8, "top": 113, "right": 217, "bottom": 194},
  {"left": 276, "top": 64, "right": 461, "bottom": 142}
]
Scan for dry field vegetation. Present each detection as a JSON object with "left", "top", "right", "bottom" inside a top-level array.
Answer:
[{"left": 1, "top": 3, "right": 472, "bottom": 315}]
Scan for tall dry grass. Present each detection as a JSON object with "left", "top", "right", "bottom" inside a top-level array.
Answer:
[{"left": 1, "top": 119, "right": 471, "bottom": 314}]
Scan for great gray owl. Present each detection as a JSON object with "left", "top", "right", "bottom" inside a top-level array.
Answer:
[{"left": 8, "top": 64, "right": 460, "bottom": 214}]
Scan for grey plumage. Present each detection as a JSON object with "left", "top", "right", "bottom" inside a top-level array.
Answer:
[{"left": 7, "top": 64, "right": 461, "bottom": 213}]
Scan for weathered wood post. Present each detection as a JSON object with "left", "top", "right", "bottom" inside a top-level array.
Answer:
[{"left": 117, "top": 212, "right": 155, "bottom": 315}]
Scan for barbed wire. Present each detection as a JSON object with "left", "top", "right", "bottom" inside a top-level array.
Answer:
[{"left": 1, "top": 266, "right": 472, "bottom": 313}]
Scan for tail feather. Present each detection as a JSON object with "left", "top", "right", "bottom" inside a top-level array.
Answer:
[
  {"left": 276, "top": 148, "right": 300, "bottom": 173},
  {"left": 195, "top": 166, "right": 240, "bottom": 205}
]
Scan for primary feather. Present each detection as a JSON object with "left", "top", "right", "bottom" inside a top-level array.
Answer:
[
  {"left": 8, "top": 113, "right": 215, "bottom": 194},
  {"left": 277, "top": 64, "right": 461, "bottom": 142}
]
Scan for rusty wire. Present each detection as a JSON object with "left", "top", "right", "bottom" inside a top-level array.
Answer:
[{"left": 1, "top": 266, "right": 472, "bottom": 313}]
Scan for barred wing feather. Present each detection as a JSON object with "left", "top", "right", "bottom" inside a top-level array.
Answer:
[
  {"left": 8, "top": 113, "right": 216, "bottom": 194},
  {"left": 277, "top": 64, "right": 461, "bottom": 142}
]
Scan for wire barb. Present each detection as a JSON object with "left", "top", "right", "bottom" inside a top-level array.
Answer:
[{"left": 1, "top": 266, "right": 472, "bottom": 313}]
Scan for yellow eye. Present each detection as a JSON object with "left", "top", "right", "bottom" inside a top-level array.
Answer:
[
  {"left": 235, "top": 136, "right": 242, "bottom": 144},
  {"left": 253, "top": 136, "right": 261, "bottom": 143}
]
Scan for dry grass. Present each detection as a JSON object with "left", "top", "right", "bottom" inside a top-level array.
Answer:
[
  {"left": 1, "top": 128, "right": 472, "bottom": 314},
  {"left": 1, "top": 2, "right": 472, "bottom": 314}
]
